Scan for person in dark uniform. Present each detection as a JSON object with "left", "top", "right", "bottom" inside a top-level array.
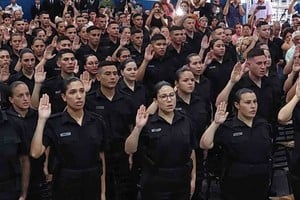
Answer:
[
  {"left": 175, "top": 67, "right": 211, "bottom": 200},
  {"left": 125, "top": 81, "right": 197, "bottom": 200},
  {"left": 7, "top": 81, "right": 50, "bottom": 200},
  {"left": 31, "top": 77, "right": 106, "bottom": 200},
  {"left": 278, "top": 78, "right": 300, "bottom": 199},
  {"left": 0, "top": 108, "right": 30, "bottom": 200},
  {"left": 86, "top": 61, "right": 135, "bottom": 200},
  {"left": 200, "top": 88, "right": 272, "bottom": 200}
]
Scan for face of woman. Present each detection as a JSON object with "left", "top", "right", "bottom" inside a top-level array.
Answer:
[
  {"left": 176, "top": 71, "right": 195, "bottom": 94},
  {"left": 285, "top": 32, "right": 292, "bottom": 42},
  {"left": 264, "top": 50, "right": 271, "bottom": 68},
  {"left": 79, "top": 27, "right": 88, "bottom": 40},
  {"left": 118, "top": 50, "right": 131, "bottom": 63},
  {"left": 212, "top": 39, "right": 225, "bottom": 57},
  {"left": 62, "top": 80, "right": 86, "bottom": 111},
  {"left": 156, "top": 85, "right": 176, "bottom": 114},
  {"left": 37, "top": 30, "right": 46, "bottom": 41},
  {"left": 188, "top": 55, "right": 205, "bottom": 76},
  {"left": 122, "top": 61, "right": 137, "bottom": 82},
  {"left": 84, "top": 55, "right": 99, "bottom": 75},
  {"left": 121, "top": 28, "right": 131, "bottom": 41},
  {"left": 240, "top": 38, "right": 250, "bottom": 52},
  {"left": 235, "top": 92, "right": 257, "bottom": 120},
  {"left": 21, "top": 53, "right": 35, "bottom": 73},
  {"left": 32, "top": 40, "right": 45, "bottom": 57}
]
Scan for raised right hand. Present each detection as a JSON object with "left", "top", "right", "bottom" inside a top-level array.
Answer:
[
  {"left": 38, "top": 94, "right": 51, "bottom": 120},
  {"left": 135, "top": 105, "right": 149, "bottom": 129},
  {"left": 230, "top": 62, "right": 244, "bottom": 83},
  {"left": 144, "top": 44, "right": 154, "bottom": 61},
  {"left": 214, "top": 101, "right": 229, "bottom": 124}
]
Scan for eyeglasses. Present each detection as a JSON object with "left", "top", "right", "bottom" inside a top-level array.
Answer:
[{"left": 158, "top": 92, "right": 175, "bottom": 101}]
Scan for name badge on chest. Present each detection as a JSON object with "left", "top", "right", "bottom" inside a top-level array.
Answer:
[
  {"left": 96, "top": 105, "right": 105, "bottom": 110},
  {"left": 151, "top": 128, "right": 162, "bottom": 133},
  {"left": 60, "top": 132, "right": 72, "bottom": 137},
  {"left": 232, "top": 132, "right": 243, "bottom": 137}
]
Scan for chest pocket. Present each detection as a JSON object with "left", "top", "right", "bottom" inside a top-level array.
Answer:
[
  {"left": 57, "top": 132, "right": 77, "bottom": 144},
  {"left": 230, "top": 132, "right": 248, "bottom": 144}
]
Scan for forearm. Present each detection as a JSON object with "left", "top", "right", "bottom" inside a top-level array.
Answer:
[
  {"left": 288, "top": 1, "right": 296, "bottom": 14},
  {"left": 100, "top": 152, "right": 106, "bottom": 196},
  {"left": 19, "top": 155, "right": 30, "bottom": 199},
  {"left": 284, "top": 60, "right": 293, "bottom": 75},
  {"left": 31, "top": 119, "right": 47, "bottom": 158},
  {"left": 278, "top": 95, "right": 299, "bottom": 123},
  {"left": 286, "top": 83, "right": 297, "bottom": 102},
  {"left": 136, "top": 59, "right": 149, "bottom": 81},
  {"left": 223, "top": 2, "right": 230, "bottom": 15},
  {"left": 283, "top": 71, "right": 297, "bottom": 93},
  {"left": 239, "top": 4, "right": 245, "bottom": 16},
  {"left": 200, "top": 121, "right": 220, "bottom": 149},
  {"left": 125, "top": 126, "right": 142, "bottom": 154},
  {"left": 215, "top": 81, "right": 235, "bottom": 106},
  {"left": 31, "top": 83, "right": 42, "bottom": 109},
  {"left": 191, "top": 150, "right": 196, "bottom": 180},
  {"left": 145, "top": 14, "right": 153, "bottom": 28}
]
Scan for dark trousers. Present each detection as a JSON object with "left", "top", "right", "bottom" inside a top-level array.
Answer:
[
  {"left": 221, "top": 174, "right": 270, "bottom": 200},
  {"left": 290, "top": 173, "right": 300, "bottom": 200},
  {"left": 140, "top": 166, "right": 191, "bottom": 200},
  {"left": 52, "top": 167, "right": 101, "bottom": 200},
  {"left": 27, "top": 181, "right": 51, "bottom": 200},
  {"left": 106, "top": 149, "right": 134, "bottom": 200},
  {"left": 0, "top": 178, "right": 20, "bottom": 200}
]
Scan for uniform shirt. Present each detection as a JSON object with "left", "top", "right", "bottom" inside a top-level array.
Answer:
[
  {"left": 175, "top": 94, "right": 210, "bottom": 141},
  {"left": 128, "top": 45, "right": 145, "bottom": 67},
  {"left": 6, "top": 108, "right": 46, "bottom": 183},
  {"left": 44, "top": 54, "right": 61, "bottom": 80},
  {"left": 229, "top": 73, "right": 280, "bottom": 123},
  {"left": 0, "top": 110, "right": 27, "bottom": 181},
  {"left": 76, "top": 44, "right": 106, "bottom": 67},
  {"left": 8, "top": 71, "right": 35, "bottom": 94},
  {"left": 144, "top": 55, "right": 182, "bottom": 99},
  {"left": 42, "top": 110, "right": 106, "bottom": 169},
  {"left": 40, "top": 75, "right": 68, "bottom": 114},
  {"left": 185, "top": 31, "right": 203, "bottom": 55},
  {"left": 166, "top": 44, "right": 190, "bottom": 70},
  {"left": 193, "top": 75, "right": 212, "bottom": 106},
  {"left": 204, "top": 57, "right": 235, "bottom": 103},
  {"left": 86, "top": 89, "right": 135, "bottom": 142},
  {"left": 99, "top": 37, "right": 120, "bottom": 58},
  {"left": 139, "top": 111, "right": 197, "bottom": 168},
  {"left": 215, "top": 116, "right": 272, "bottom": 164},
  {"left": 117, "top": 79, "right": 147, "bottom": 110}
]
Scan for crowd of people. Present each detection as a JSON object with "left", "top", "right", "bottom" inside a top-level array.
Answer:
[{"left": 0, "top": 0, "right": 300, "bottom": 199}]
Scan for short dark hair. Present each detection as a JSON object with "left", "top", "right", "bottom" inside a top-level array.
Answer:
[
  {"left": 256, "top": 21, "right": 269, "bottom": 28},
  {"left": 169, "top": 26, "right": 183, "bottom": 33},
  {"left": 57, "top": 49, "right": 75, "bottom": 60},
  {"left": 99, "top": 61, "right": 116, "bottom": 68},
  {"left": 9, "top": 81, "right": 28, "bottom": 97},
  {"left": 65, "top": 24, "right": 76, "bottom": 31},
  {"left": 86, "top": 25, "right": 100, "bottom": 33},
  {"left": 120, "top": 58, "right": 136, "bottom": 70},
  {"left": 186, "top": 53, "right": 200, "bottom": 64},
  {"left": 61, "top": 77, "right": 83, "bottom": 94},
  {"left": 175, "top": 66, "right": 193, "bottom": 81},
  {"left": 153, "top": 81, "right": 173, "bottom": 98},
  {"left": 116, "top": 47, "right": 130, "bottom": 58},
  {"left": 57, "top": 35, "right": 71, "bottom": 43},
  {"left": 150, "top": 33, "right": 166, "bottom": 43},
  {"left": 233, "top": 88, "right": 255, "bottom": 103},
  {"left": 247, "top": 47, "right": 265, "bottom": 59},
  {"left": 131, "top": 28, "right": 143, "bottom": 35}
]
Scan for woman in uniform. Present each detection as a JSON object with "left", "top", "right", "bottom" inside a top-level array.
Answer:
[
  {"left": 278, "top": 78, "right": 300, "bottom": 199},
  {"left": 125, "top": 81, "right": 196, "bottom": 200},
  {"left": 30, "top": 77, "right": 106, "bottom": 200},
  {"left": 200, "top": 88, "right": 272, "bottom": 200}
]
